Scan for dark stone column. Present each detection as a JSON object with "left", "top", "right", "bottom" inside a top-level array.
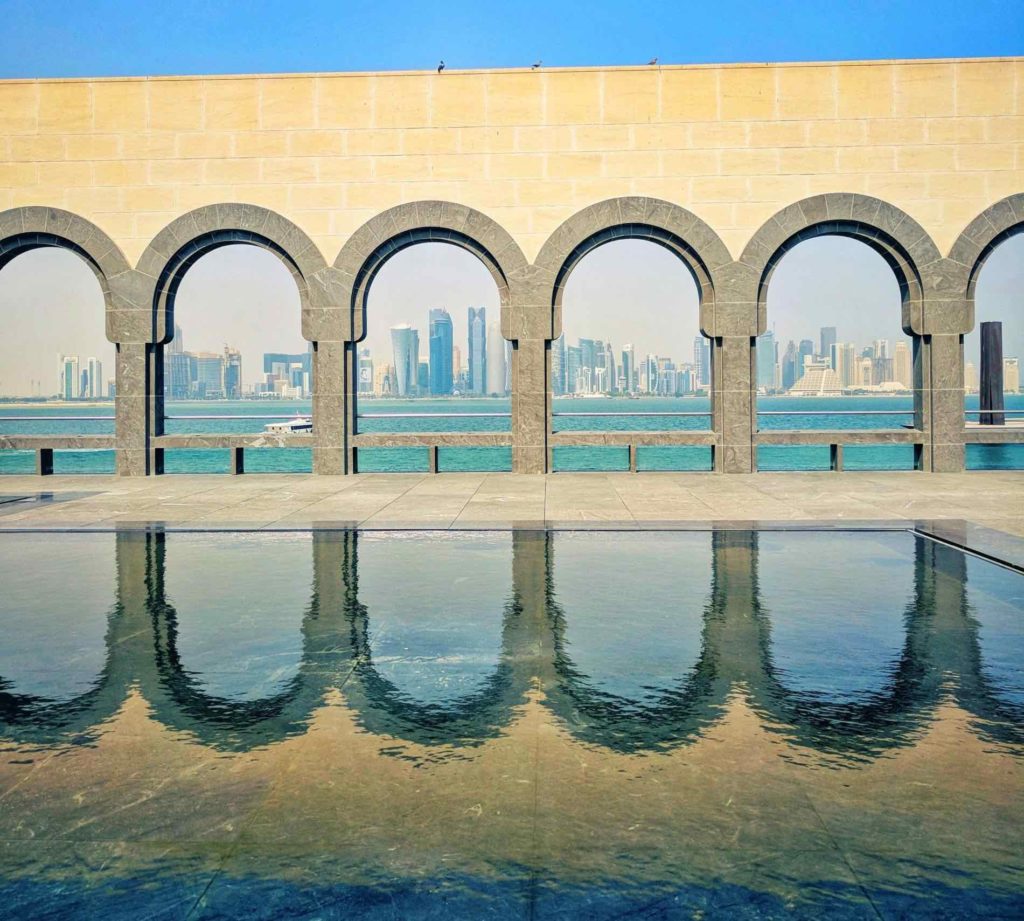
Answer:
[{"left": 980, "top": 321, "right": 1005, "bottom": 425}]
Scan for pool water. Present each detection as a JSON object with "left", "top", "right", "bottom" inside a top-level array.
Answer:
[{"left": 0, "top": 529, "right": 1021, "bottom": 919}]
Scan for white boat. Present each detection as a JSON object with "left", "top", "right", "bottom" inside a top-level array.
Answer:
[{"left": 264, "top": 416, "right": 312, "bottom": 434}]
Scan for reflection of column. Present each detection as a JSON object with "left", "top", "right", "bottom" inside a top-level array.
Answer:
[
  {"left": 115, "top": 343, "right": 160, "bottom": 476},
  {"left": 504, "top": 530, "right": 555, "bottom": 689},
  {"left": 925, "top": 334, "right": 965, "bottom": 472},
  {"left": 512, "top": 339, "right": 548, "bottom": 474},
  {"left": 704, "top": 530, "right": 764, "bottom": 682},
  {"left": 313, "top": 340, "right": 346, "bottom": 475},
  {"left": 716, "top": 337, "right": 754, "bottom": 473}
]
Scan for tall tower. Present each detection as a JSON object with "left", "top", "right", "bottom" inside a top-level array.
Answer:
[
  {"left": 756, "top": 332, "right": 776, "bottom": 391},
  {"left": 621, "top": 344, "right": 635, "bottom": 395},
  {"left": 390, "top": 324, "right": 419, "bottom": 397},
  {"left": 820, "top": 326, "right": 837, "bottom": 361},
  {"left": 428, "top": 308, "right": 453, "bottom": 395},
  {"left": 467, "top": 307, "right": 486, "bottom": 395},
  {"left": 486, "top": 320, "right": 507, "bottom": 395},
  {"left": 551, "top": 335, "right": 566, "bottom": 396}
]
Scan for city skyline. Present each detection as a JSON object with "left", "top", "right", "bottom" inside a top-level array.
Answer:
[{"left": 1, "top": 236, "right": 1021, "bottom": 397}]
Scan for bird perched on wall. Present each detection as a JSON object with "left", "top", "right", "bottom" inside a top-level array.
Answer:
[
  {"left": 531, "top": 60, "right": 542, "bottom": 70},
  {"left": 648, "top": 57, "right": 658, "bottom": 65},
  {"left": 437, "top": 60, "right": 445, "bottom": 73}
]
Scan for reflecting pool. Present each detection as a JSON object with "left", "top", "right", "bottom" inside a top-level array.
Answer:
[{"left": 0, "top": 529, "right": 1021, "bottom": 919}]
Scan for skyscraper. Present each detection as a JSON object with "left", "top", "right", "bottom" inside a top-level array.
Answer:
[
  {"left": 223, "top": 347, "right": 242, "bottom": 398},
  {"left": 467, "top": 307, "right": 486, "bottom": 395},
  {"left": 486, "top": 320, "right": 507, "bottom": 395},
  {"left": 781, "top": 341, "right": 799, "bottom": 391},
  {"left": 756, "top": 332, "right": 776, "bottom": 391},
  {"left": 390, "top": 324, "right": 419, "bottom": 397},
  {"left": 601, "top": 341, "right": 616, "bottom": 394},
  {"left": 193, "top": 352, "right": 224, "bottom": 398},
  {"left": 820, "top": 326, "right": 837, "bottom": 362},
  {"left": 798, "top": 339, "right": 815, "bottom": 376},
  {"left": 578, "top": 338, "right": 598, "bottom": 394},
  {"left": 86, "top": 357, "right": 102, "bottom": 399},
  {"left": 358, "top": 348, "right": 374, "bottom": 394},
  {"left": 566, "top": 345, "right": 582, "bottom": 394},
  {"left": 551, "top": 335, "right": 566, "bottom": 395},
  {"left": 894, "top": 341, "right": 912, "bottom": 389},
  {"left": 428, "top": 308, "right": 454, "bottom": 395},
  {"left": 693, "top": 336, "right": 711, "bottom": 388},
  {"left": 644, "top": 353, "right": 659, "bottom": 394},
  {"left": 621, "top": 344, "right": 635, "bottom": 395},
  {"left": 60, "top": 355, "right": 79, "bottom": 401}
]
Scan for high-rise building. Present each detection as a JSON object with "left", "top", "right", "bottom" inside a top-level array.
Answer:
[
  {"left": 566, "top": 346, "right": 582, "bottom": 394},
  {"left": 428, "top": 308, "right": 454, "bottom": 395},
  {"left": 798, "top": 339, "right": 815, "bottom": 370},
  {"left": 417, "top": 359, "right": 430, "bottom": 393},
  {"left": 601, "top": 341, "right": 616, "bottom": 394},
  {"left": 693, "top": 336, "right": 711, "bottom": 388},
  {"left": 486, "top": 320, "right": 507, "bottom": 395},
  {"left": 358, "top": 348, "right": 374, "bottom": 394},
  {"left": 756, "top": 332, "right": 777, "bottom": 391},
  {"left": 857, "top": 356, "right": 874, "bottom": 387},
  {"left": 192, "top": 352, "right": 224, "bottom": 398},
  {"left": 781, "top": 341, "right": 799, "bottom": 391},
  {"left": 643, "top": 353, "right": 659, "bottom": 394},
  {"left": 467, "top": 307, "right": 487, "bottom": 395},
  {"left": 621, "top": 344, "right": 635, "bottom": 395},
  {"left": 390, "top": 324, "right": 419, "bottom": 397},
  {"left": 1005, "top": 357, "right": 1021, "bottom": 394},
  {"left": 820, "top": 327, "right": 837, "bottom": 362},
  {"left": 873, "top": 339, "right": 890, "bottom": 361},
  {"left": 373, "top": 363, "right": 394, "bottom": 396},
  {"left": 894, "top": 341, "right": 912, "bottom": 389},
  {"left": 964, "top": 361, "right": 979, "bottom": 394},
  {"left": 223, "top": 347, "right": 242, "bottom": 399},
  {"left": 60, "top": 355, "right": 79, "bottom": 401},
  {"left": 578, "top": 338, "right": 598, "bottom": 394},
  {"left": 551, "top": 335, "right": 566, "bottom": 395},
  {"left": 86, "top": 357, "right": 102, "bottom": 399}
]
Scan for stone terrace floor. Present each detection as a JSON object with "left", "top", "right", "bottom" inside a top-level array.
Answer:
[{"left": 0, "top": 471, "right": 1021, "bottom": 538}]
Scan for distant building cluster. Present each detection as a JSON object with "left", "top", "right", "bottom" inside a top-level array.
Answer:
[
  {"left": 757, "top": 327, "right": 917, "bottom": 396},
  {"left": 965, "top": 357, "right": 1020, "bottom": 395},
  {"left": 358, "top": 306, "right": 511, "bottom": 397},
  {"left": 163, "top": 325, "right": 245, "bottom": 400},
  {"left": 57, "top": 354, "right": 113, "bottom": 400},
  {"left": 550, "top": 335, "right": 711, "bottom": 396}
]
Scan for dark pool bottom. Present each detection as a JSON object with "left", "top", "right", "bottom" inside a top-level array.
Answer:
[{"left": 0, "top": 527, "right": 1021, "bottom": 919}]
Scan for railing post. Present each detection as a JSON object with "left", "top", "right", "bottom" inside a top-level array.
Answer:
[
  {"left": 629, "top": 444, "right": 638, "bottom": 473},
  {"left": 230, "top": 447, "right": 245, "bottom": 475},
  {"left": 830, "top": 443, "right": 843, "bottom": 472},
  {"left": 427, "top": 445, "right": 438, "bottom": 473},
  {"left": 36, "top": 447, "right": 54, "bottom": 476}
]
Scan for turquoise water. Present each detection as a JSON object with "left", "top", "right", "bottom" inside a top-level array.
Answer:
[
  {"left": 1, "top": 395, "right": 1022, "bottom": 473},
  {"left": 0, "top": 528, "right": 1021, "bottom": 917}
]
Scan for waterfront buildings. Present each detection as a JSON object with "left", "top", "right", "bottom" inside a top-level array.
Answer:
[
  {"left": 390, "top": 324, "right": 419, "bottom": 397},
  {"left": 467, "top": 307, "right": 486, "bottom": 395},
  {"left": 428, "top": 308, "right": 454, "bottom": 396}
]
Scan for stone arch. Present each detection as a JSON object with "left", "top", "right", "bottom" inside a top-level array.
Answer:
[
  {"left": 0, "top": 206, "right": 132, "bottom": 342},
  {"left": 135, "top": 203, "right": 332, "bottom": 346},
  {"left": 739, "top": 194, "right": 942, "bottom": 337},
  {"left": 332, "top": 201, "right": 529, "bottom": 344},
  {"left": 534, "top": 197, "right": 735, "bottom": 340},
  {"left": 949, "top": 194, "right": 1024, "bottom": 304}
]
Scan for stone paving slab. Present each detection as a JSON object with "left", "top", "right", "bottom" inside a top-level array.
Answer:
[{"left": 0, "top": 473, "right": 1020, "bottom": 541}]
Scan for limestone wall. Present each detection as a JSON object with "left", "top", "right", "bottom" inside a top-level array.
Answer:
[{"left": 0, "top": 59, "right": 1020, "bottom": 264}]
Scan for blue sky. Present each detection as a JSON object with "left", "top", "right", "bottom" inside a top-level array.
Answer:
[{"left": 0, "top": 0, "right": 1021, "bottom": 78}]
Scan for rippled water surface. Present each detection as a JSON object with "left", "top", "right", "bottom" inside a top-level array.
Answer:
[{"left": 0, "top": 529, "right": 1021, "bottom": 919}]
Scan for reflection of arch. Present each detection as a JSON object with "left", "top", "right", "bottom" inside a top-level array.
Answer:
[
  {"left": 136, "top": 204, "right": 330, "bottom": 346},
  {"left": 949, "top": 194, "right": 1024, "bottom": 301},
  {"left": 339, "top": 530, "right": 533, "bottom": 748},
  {"left": 333, "top": 201, "right": 529, "bottom": 344},
  {"left": 1, "top": 527, "right": 1019, "bottom": 756},
  {"left": 0, "top": 206, "right": 132, "bottom": 342},
  {"left": 739, "top": 194, "right": 941, "bottom": 336},
  {"left": 542, "top": 531, "right": 731, "bottom": 752},
  {"left": 534, "top": 197, "right": 733, "bottom": 340}
]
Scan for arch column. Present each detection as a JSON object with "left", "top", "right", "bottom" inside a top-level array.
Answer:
[{"left": 114, "top": 342, "right": 161, "bottom": 476}]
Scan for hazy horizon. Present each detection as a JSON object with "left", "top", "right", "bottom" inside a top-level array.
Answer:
[{"left": 0, "top": 235, "right": 1021, "bottom": 397}]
